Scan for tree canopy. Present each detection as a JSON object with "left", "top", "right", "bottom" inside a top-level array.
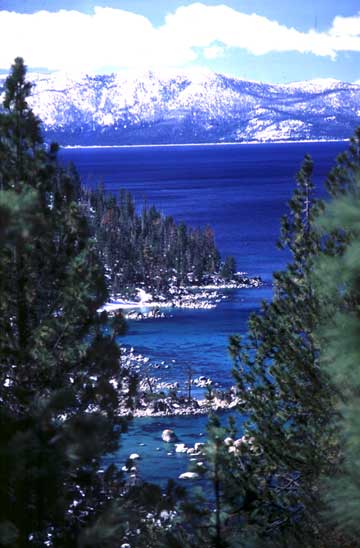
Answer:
[
  {"left": 83, "top": 186, "right": 237, "bottom": 295},
  {"left": 0, "top": 56, "right": 133, "bottom": 547}
]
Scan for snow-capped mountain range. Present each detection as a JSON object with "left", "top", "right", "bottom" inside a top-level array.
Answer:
[{"left": 1, "top": 69, "right": 359, "bottom": 145}]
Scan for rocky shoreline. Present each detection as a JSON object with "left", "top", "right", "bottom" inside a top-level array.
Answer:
[
  {"left": 111, "top": 273, "right": 261, "bottom": 419},
  {"left": 101, "top": 273, "right": 262, "bottom": 318},
  {"left": 130, "top": 390, "right": 242, "bottom": 418},
  {"left": 118, "top": 339, "right": 243, "bottom": 419}
]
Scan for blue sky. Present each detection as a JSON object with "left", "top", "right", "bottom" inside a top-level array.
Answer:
[{"left": 0, "top": 1, "right": 359, "bottom": 83}]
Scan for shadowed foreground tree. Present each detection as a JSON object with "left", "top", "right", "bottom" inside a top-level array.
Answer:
[
  {"left": 0, "top": 57, "right": 135, "bottom": 547},
  {"left": 313, "top": 132, "right": 360, "bottom": 544},
  {"left": 175, "top": 415, "right": 237, "bottom": 548},
  {"left": 225, "top": 155, "right": 338, "bottom": 546}
]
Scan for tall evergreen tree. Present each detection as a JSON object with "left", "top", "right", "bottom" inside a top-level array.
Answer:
[
  {"left": 226, "top": 155, "right": 337, "bottom": 545},
  {"left": 220, "top": 256, "right": 236, "bottom": 281},
  {"left": 313, "top": 131, "right": 360, "bottom": 542},
  {"left": 0, "top": 58, "right": 131, "bottom": 547}
]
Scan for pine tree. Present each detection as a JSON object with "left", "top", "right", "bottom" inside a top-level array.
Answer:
[
  {"left": 220, "top": 256, "right": 237, "bottom": 281},
  {"left": 157, "top": 414, "right": 253, "bottom": 548},
  {"left": 198, "top": 414, "right": 237, "bottom": 548},
  {"left": 227, "top": 155, "right": 337, "bottom": 545},
  {"left": 313, "top": 132, "right": 360, "bottom": 542},
  {"left": 0, "top": 58, "right": 132, "bottom": 547}
]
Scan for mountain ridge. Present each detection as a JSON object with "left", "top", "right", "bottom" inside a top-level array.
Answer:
[{"left": 1, "top": 70, "right": 359, "bottom": 145}]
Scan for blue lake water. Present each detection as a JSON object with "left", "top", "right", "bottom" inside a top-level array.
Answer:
[{"left": 60, "top": 141, "right": 347, "bottom": 484}]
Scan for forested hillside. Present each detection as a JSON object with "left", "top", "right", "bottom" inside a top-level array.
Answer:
[
  {"left": 83, "top": 186, "right": 238, "bottom": 295},
  {"left": 0, "top": 57, "right": 169, "bottom": 548}
]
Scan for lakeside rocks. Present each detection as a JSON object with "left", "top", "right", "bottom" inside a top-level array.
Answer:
[
  {"left": 118, "top": 344, "right": 243, "bottom": 418},
  {"left": 120, "top": 427, "right": 257, "bottom": 489},
  {"left": 174, "top": 435, "right": 260, "bottom": 482},
  {"left": 118, "top": 346, "right": 243, "bottom": 417},
  {"left": 179, "top": 472, "right": 199, "bottom": 480},
  {"left": 103, "top": 272, "right": 262, "bottom": 317},
  {"left": 129, "top": 391, "right": 244, "bottom": 418},
  {"left": 192, "top": 375, "right": 213, "bottom": 388},
  {"left": 162, "top": 429, "right": 176, "bottom": 442},
  {"left": 113, "top": 274, "right": 260, "bottom": 419},
  {"left": 125, "top": 307, "right": 165, "bottom": 321}
]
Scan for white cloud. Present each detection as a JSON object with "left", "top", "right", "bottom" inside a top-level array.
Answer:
[
  {"left": 330, "top": 13, "right": 360, "bottom": 37},
  {"left": 0, "top": 4, "right": 360, "bottom": 73},
  {"left": 203, "top": 45, "right": 225, "bottom": 60}
]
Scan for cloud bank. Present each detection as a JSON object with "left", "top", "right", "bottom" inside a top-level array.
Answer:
[{"left": 0, "top": 3, "right": 360, "bottom": 72}]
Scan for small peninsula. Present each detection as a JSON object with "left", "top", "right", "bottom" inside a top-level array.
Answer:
[{"left": 83, "top": 186, "right": 261, "bottom": 310}]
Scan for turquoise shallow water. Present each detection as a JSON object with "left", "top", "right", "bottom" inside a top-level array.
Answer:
[
  {"left": 119, "top": 285, "right": 272, "bottom": 393},
  {"left": 103, "top": 412, "right": 247, "bottom": 487},
  {"left": 106, "top": 286, "right": 268, "bottom": 484},
  {"left": 60, "top": 141, "right": 348, "bottom": 483}
]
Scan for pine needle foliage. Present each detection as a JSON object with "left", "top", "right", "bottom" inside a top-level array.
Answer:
[
  {"left": 228, "top": 155, "right": 337, "bottom": 545},
  {"left": 313, "top": 130, "right": 360, "bottom": 541},
  {"left": 0, "top": 58, "right": 132, "bottom": 547},
  {"left": 84, "top": 186, "right": 224, "bottom": 294}
]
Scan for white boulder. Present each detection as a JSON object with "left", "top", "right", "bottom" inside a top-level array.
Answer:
[
  {"left": 162, "top": 429, "right": 176, "bottom": 442},
  {"left": 194, "top": 442, "right": 205, "bottom": 451},
  {"left": 175, "top": 443, "right": 187, "bottom": 453},
  {"left": 224, "top": 437, "right": 234, "bottom": 446},
  {"left": 178, "top": 472, "right": 199, "bottom": 480}
]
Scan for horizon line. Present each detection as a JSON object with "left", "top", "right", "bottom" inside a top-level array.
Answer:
[
  {"left": 61, "top": 139, "right": 349, "bottom": 150},
  {"left": 1, "top": 68, "right": 358, "bottom": 87}
]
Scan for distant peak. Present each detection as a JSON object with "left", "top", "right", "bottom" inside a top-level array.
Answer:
[
  {"left": 284, "top": 78, "right": 343, "bottom": 89},
  {"left": 21, "top": 70, "right": 352, "bottom": 90}
]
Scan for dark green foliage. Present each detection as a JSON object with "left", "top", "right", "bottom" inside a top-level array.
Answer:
[
  {"left": 325, "top": 128, "right": 360, "bottom": 199},
  {"left": 78, "top": 478, "right": 186, "bottom": 548},
  {"left": 227, "top": 155, "right": 337, "bottom": 545},
  {"left": 181, "top": 415, "right": 235, "bottom": 548},
  {"left": 0, "top": 58, "right": 133, "bottom": 547},
  {"left": 83, "top": 186, "right": 223, "bottom": 294},
  {"left": 220, "top": 256, "right": 236, "bottom": 281},
  {"left": 313, "top": 132, "right": 360, "bottom": 540}
]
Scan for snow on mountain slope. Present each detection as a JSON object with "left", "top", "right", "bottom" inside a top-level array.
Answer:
[{"left": 0, "top": 70, "right": 359, "bottom": 144}]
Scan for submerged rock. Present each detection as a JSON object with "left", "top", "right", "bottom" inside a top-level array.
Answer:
[
  {"left": 179, "top": 472, "right": 199, "bottom": 480},
  {"left": 162, "top": 429, "right": 176, "bottom": 442}
]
